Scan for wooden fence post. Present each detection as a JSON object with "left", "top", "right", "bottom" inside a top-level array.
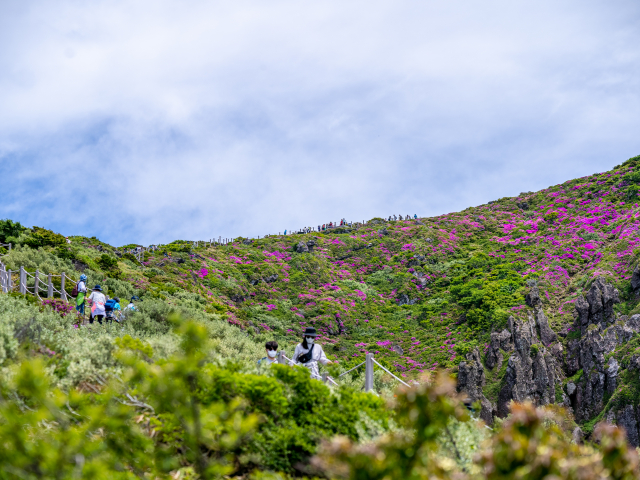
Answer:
[
  {"left": 7, "top": 270, "right": 12, "bottom": 291},
  {"left": 365, "top": 353, "right": 374, "bottom": 393},
  {"left": 34, "top": 270, "right": 40, "bottom": 298},
  {"left": 322, "top": 372, "right": 328, "bottom": 384},
  {"left": 1, "top": 263, "right": 6, "bottom": 293},
  {"left": 47, "top": 273, "right": 53, "bottom": 298},
  {"left": 277, "top": 351, "right": 286, "bottom": 364},
  {"left": 61, "top": 273, "right": 66, "bottom": 301},
  {"left": 19, "top": 266, "right": 25, "bottom": 294}
]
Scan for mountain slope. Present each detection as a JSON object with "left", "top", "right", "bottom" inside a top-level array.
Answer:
[{"left": 2, "top": 154, "right": 640, "bottom": 443}]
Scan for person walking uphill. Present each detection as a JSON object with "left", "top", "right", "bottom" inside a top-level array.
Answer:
[
  {"left": 88, "top": 285, "right": 107, "bottom": 324},
  {"left": 75, "top": 274, "right": 88, "bottom": 316},
  {"left": 290, "top": 327, "right": 337, "bottom": 379}
]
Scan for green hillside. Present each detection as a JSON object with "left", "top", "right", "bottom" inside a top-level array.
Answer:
[{"left": 3, "top": 154, "right": 640, "bottom": 478}]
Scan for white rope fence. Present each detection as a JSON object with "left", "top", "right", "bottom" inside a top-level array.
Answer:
[
  {"left": 276, "top": 352, "right": 409, "bottom": 394},
  {"left": 0, "top": 260, "right": 77, "bottom": 303},
  {"left": 0, "top": 243, "right": 11, "bottom": 257}
]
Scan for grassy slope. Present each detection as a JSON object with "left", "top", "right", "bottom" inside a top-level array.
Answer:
[{"left": 3, "top": 155, "right": 640, "bottom": 387}]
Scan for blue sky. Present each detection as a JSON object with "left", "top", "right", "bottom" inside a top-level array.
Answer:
[{"left": 1, "top": 0, "right": 640, "bottom": 246}]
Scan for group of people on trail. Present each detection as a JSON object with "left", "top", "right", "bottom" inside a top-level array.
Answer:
[
  {"left": 258, "top": 327, "right": 337, "bottom": 380},
  {"left": 388, "top": 214, "right": 417, "bottom": 221},
  {"left": 284, "top": 216, "right": 419, "bottom": 236},
  {"left": 74, "top": 274, "right": 138, "bottom": 324}
]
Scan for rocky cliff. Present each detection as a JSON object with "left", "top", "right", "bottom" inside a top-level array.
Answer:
[{"left": 458, "top": 275, "right": 640, "bottom": 446}]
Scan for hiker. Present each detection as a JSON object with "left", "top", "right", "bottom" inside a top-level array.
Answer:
[
  {"left": 88, "top": 285, "right": 106, "bottom": 324},
  {"left": 258, "top": 340, "right": 279, "bottom": 367},
  {"left": 105, "top": 297, "right": 121, "bottom": 323},
  {"left": 75, "top": 274, "right": 88, "bottom": 315},
  {"left": 414, "top": 214, "right": 417, "bottom": 219},
  {"left": 290, "top": 327, "right": 337, "bottom": 379},
  {"left": 284, "top": 230, "right": 287, "bottom": 235},
  {"left": 125, "top": 296, "right": 138, "bottom": 312}
]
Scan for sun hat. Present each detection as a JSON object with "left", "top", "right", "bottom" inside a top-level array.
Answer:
[
  {"left": 93, "top": 285, "right": 102, "bottom": 291},
  {"left": 303, "top": 327, "right": 318, "bottom": 337}
]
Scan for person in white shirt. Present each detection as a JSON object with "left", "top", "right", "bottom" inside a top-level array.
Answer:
[
  {"left": 88, "top": 285, "right": 107, "bottom": 324},
  {"left": 258, "top": 340, "right": 279, "bottom": 367},
  {"left": 124, "top": 296, "right": 138, "bottom": 312},
  {"left": 290, "top": 327, "right": 338, "bottom": 379}
]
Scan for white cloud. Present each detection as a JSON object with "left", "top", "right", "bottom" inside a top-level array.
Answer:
[{"left": 1, "top": 0, "right": 639, "bottom": 244}]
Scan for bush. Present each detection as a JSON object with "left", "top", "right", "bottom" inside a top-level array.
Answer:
[
  {"left": 23, "top": 227, "right": 66, "bottom": 249},
  {"left": 0, "top": 218, "right": 26, "bottom": 244}
]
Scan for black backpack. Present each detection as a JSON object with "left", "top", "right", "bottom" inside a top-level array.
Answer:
[{"left": 296, "top": 344, "right": 314, "bottom": 364}]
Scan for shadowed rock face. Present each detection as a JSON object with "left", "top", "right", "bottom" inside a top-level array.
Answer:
[
  {"left": 576, "top": 277, "right": 620, "bottom": 335},
  {"left": 568, "top": 314, "right": 640, "bottom": 423},
  {"left": 485, "top": 329, "right": 512, "bottom": 370},
  {"left": 459, "top": 306, "right": 564, "bottom": 424},
  {"left": 456, "top": 347, "right": 494, "bottom": 425},
  {"left": 496, "top": 315, "right": 560, "bottom": 418},
  {"left": 457, "top": 276, "right": 640, "bottom": 445}
]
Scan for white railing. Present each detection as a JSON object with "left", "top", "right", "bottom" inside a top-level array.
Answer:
[
  {"left": 0, "top": 259, "right": 78, "bottom": 302},
  {"left": 0, "top": 243, "right": 11, "bottom": 257},
  {"left": 276, "top": 351, "right": 410, "bottom": 393}
]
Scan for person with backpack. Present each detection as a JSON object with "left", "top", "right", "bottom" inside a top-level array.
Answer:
[
  {"left": 105, "top": 297, "right": 121, "bottom": 323},
  {"left": 88, "top": 285, "right": 107, "bottom": 324},
  {"left": 258, "top": 340, "right": 279, "bottom": 367},
  {"left": 74, "top": 274, "right": 88, "bottom": 315},
  {"left": 290, "top": 327, "right": 337, "bottom": 379}
]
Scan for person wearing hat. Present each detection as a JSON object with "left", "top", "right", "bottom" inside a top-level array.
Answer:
[
  {"left": 290, "top": 327, "right": 337, "bottom": 380},
  {"left": 75, "top": 274, "right": 88, "bottom": 316},
  {"left": 88, "top": 285, "right": 107, "bottom": 324},
  {"left": 125, "top": 296, "right": 139, "bottom": 312}
]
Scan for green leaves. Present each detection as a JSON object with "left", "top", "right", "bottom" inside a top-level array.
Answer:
[{"left": 22, "top": 227, "right": 66, "bottom": 249}]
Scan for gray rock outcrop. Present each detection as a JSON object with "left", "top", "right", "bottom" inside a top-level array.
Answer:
[
  {"left": 496, "top": 315, "right": 559, "bottom": 417},
  {"left": 568, "top": 315, "right": 640, "bottom": 423},
  {"left": 295, "top": 242, "right": 309, "bottom": 253},
  {"left": 575, "top": 277, "right": 620, "bottom": 335},
  {"left": 535, "top": 308, "right": 558, "bottom": 346},
  {"left": 456, "top": 348, "right": 494, "bottom": 425},
  {"left": 632, "top": 265, "right": 640, "bottom": 294},
  {"left": 485, "top": 329, "right": 513, "bottom": 370},
  {"left": 616, "top": 405, "right": 640, "bottom": 447}
]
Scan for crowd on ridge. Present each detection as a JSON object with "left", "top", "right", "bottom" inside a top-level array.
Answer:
[{"left": 284, "top": 214, "right": 418, "bottom": 236}]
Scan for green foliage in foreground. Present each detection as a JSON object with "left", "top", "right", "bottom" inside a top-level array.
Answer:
[
  {"left": 0, "top": 313, "right": 392, "bottom": 478},
  {"left": 316, "top": 376, "right": 640, "bottom": 480}
]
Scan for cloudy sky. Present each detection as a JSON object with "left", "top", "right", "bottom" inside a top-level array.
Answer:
[{"left": 1, "top": 0, "right": 639, "bottom": 246}]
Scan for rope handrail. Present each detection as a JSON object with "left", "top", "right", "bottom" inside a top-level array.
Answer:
[
  {"left": 372, "top": 359, "right": 411, "bottom": 387},
  {"left": 338, "top": 361, "right": 366, "bottom": 377},
  {"left": 326, "top": 376, "right": 339, "bottom": 386}
]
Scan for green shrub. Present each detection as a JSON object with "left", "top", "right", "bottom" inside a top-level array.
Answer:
[
  {"left": 0, "top": 218, "right": 26, "bottom": 244},
  {"left": 23, "top": 227, "right": 66, "bottom": 249}
]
